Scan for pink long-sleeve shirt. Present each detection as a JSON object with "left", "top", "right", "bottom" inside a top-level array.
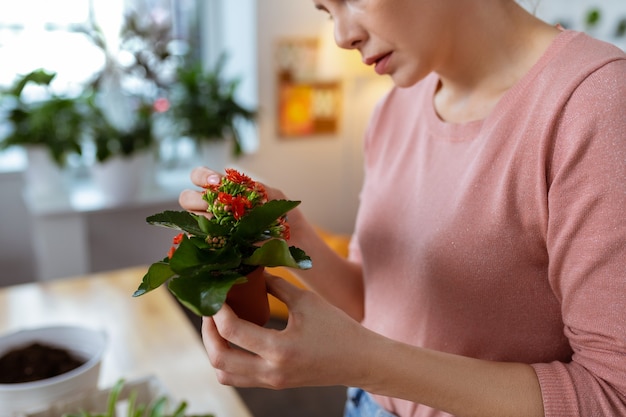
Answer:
[{"left": 350, "top": 30, "right": 626, "bottom": 417}]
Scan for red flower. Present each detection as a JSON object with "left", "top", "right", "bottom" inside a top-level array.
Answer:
[
  {"left": 225, "top": 168, "right": 253, "bottom": 186},
  {"left": 217, "top": 192, "right": 252, "bottom": 220},
  {"left": 173, "top": 233, "right": 184, "bottom": 245},
  {"left": 280, "top": 218, "right": 291, "bottom": 240},
  {"left": 167, "top": 246, "right": 176, "bottom": 259},
  {"left": 217, "top": 192, "right": 233, "bottom": 205},
  {"left": 231, "top": 196, "right": 252, "bottom": 220},
  {"left": 254, "top": 182, "right": 269, "bottom": 202}
]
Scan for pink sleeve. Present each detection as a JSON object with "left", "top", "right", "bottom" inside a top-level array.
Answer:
[{"left": 531, "top": 59, "right": 626, "bottom": 416}]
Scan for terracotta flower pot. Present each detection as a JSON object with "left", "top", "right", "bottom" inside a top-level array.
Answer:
[{"left": 225, "top": 267, "right": 270, "bottom": 326}]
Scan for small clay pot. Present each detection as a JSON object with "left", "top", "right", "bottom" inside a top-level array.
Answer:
[{"left": 225, "top": 267, "right": 270, "bottom": 326}]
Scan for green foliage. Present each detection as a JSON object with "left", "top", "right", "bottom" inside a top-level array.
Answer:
[
  {"left": 133, "top": 201, "right": 312, "bottom": 317},
  {"left": 583, "top": 7, "right": 626, "bottom": 40},
  {"left": 585, "top": 7, "right": 601, "bottom": 29},
  {"left": 170, "top": 54, "right": 256, "bottom": 157},
  {"left": 61, "top": 378, "right": 213, "bottom": 417},
  {"left": 85, "top": 93, "right": 156, "bottom": 162},
  {"left": 0, "top": 69, "right": 87, "bottom": 166},
  {"left": 616, "top": 17, "right": 626, "bottom": 38},
  {"left": 1, "top": 11, "right": 257, "bottom": 166}
]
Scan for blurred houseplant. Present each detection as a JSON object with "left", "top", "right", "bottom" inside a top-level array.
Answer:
[
  {"left": 79, "top": 10, "right": 177, "bottom": 155},
  {"left": 77, "top": 10, "right": 177, "bottom": 203},
  {"left": 0, "top": 69, "right": 88, "bottom": 197},
  {"left": 169, "top": 53, "right": 256, "bottom": 170},
  {"left": 0, "top": 6, "right": 257, "bottom": 202}
]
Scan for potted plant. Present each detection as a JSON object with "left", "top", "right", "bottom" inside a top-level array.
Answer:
[
  {"left": 85, "top": 92, "right": 160, "bottom": 204},
  {"left": 77, "top": 12, "right": 175, "bottom": 204},
  {"left": 133, "top": 169, "right": 311, "bottom": 326},
  {"left": 169, "top": 54, "right": 257, "bottom": 170},
  {"left": 0, "top": 69, "right": 87, "bottom": 197}
]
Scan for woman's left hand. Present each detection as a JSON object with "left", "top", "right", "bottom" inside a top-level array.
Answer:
[{"left": 201, "top": 272, "right": 371, "bottom": 389}]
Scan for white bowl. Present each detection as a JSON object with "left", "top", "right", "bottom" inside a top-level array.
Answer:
[{"left": 0, "top": 325, "right": 107, "bottom": 417}]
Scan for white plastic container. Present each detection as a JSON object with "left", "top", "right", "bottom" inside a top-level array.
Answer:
[{"left": 0, "top": 325, "right": 107, "bottom": 417}]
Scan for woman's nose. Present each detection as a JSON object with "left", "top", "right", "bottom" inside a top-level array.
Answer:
[{"left": 333, "top": 19, "right": 363, "bottom": 50}]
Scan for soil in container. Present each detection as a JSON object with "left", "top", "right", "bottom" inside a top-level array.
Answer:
[{"left": 0, "top": 342, "right": 86, "bottom": 383}]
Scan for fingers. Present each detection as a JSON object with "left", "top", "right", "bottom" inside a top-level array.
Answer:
[
  {"left": 202, "top": 308, "right": 278, "bottom": 388},
  {"left": 178, "top": 189, "right": 208, "bottom": 213},
  {"left": 264, "top": 274, "right": 305, "bottom": 308},
  {"left": 179, "top": 166, "right": 222, "bottom": 212},
  {"left": 202, "top": 315, "right": 231, "bottom": 354},
  {"left": 190, "top": 166, "right": 222, "bottom": 188},
  {"left": 211, "top": 303, "right": 274, "bottom": 353}
]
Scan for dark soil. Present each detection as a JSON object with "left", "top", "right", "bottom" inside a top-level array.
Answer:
[{"left": 0, "top": 342, "right": 86, "bottom": 383}]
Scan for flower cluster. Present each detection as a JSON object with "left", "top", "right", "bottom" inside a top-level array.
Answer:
[
  {"left": 133, "top": 169, "right": 311, "bottom": 317},
  {"left": 201, "top": 169, "right": 289, "bottom": 246}
]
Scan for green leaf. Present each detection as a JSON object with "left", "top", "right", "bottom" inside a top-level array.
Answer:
[
  {"left": 168, "top": 271, "right": 244, "bottom": 316},
  {"left": 244, "top": 239, "right": 312, "bottom": 269},
  {"left": 586, "top": 8, "right": 601, "bottom": 28},
  {"left": 107, "top": 379, "right": 125, "bottom": 416},
  {"left": 146, "top": 211, "right": 208, "bottom": 238},
  {"left": 234, "top": 200, "right": 300, "bottom": 240},
  {"left": 287, "top": 246, "right": 313, "bottom": 269},
  {"left": 169, "top": 236, "right": 242, "bottom": 275},
  {"left": 133, "top": 262, "right": 176, "bottom": 296},
  {"left": 10, "top": 68, "right": 56, "bottom": 96},
  {"left": 126, "top": 391, "right": 138, "bottom": 417},
  {"left": 148, "top": 396, "right": 167, "bottom": 417},
  {"left": 171, "top": 401, "right": 188, "bottom": 417},
  {"left": 196, "top": 215, "right": 212, "bottom": 234}
]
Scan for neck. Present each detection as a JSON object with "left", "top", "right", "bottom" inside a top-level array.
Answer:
[{"left": 433, "top": 1, "right": 561, "bottom": 123}]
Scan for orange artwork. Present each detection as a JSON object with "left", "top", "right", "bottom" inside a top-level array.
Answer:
[{"left": 275, "top": 38, "right": 342, "bottom": 138}]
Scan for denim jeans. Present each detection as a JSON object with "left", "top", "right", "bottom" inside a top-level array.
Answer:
[{"left": 344, "top": 387, "right": 399, "bottom": 417}]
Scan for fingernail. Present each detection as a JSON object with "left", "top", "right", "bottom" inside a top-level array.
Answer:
[{"left": 206, "top": 175, "right": 220, "bottom": 185}]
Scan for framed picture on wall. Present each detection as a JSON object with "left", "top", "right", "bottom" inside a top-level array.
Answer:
[{"left": 275, "top": 38, "right": 342, "bottom": 138}]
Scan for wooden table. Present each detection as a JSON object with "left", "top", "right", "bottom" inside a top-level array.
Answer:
[{"left": 0, "top": 266, "right": 253, "bottom": 417}]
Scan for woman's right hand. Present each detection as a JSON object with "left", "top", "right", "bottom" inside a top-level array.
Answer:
[
  {"left": 178, "top": 166, "right": 305, "bottom": 236},
  {"left": 179, "top": 166, "right": 288, "bottom": 211},
  {"left": 178, "top": 166, "right": 219, "bottom": 216}
]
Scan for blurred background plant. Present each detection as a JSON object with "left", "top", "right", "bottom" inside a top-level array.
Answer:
[
  {"left": 0, "top": 68, "right": 88, "bottom": 167},
  {"left": 169, "top": 53, "right": 256, "bottom": 158},
  {"left": 585, "top": 6, "right": 626, "bottom": 40},
  {"left": 0, "top": 2, "right": 256, "bottom": 175},
  {"left": 76, "top": 8, "right": 177, "bottom": 165}
]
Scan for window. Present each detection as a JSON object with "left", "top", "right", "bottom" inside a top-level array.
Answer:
[{"left": 0, "top": 0, "right": 202, "bottom": 166}]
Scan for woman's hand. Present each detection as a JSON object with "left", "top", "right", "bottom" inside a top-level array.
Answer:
[
  {"left": 202, "top": 273, "right": 371, "bottom": 389},
  {"left": 177, "top": 166, "right": 219, "bottom": 216},
  {"left": 179, "top": 166, "right": 289, "bottom": 216}
]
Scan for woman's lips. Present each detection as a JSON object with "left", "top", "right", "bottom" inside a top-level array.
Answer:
[
  {"left": 365, "top": 52, "right": 392, "bottom": 75},
  {"left": 374, "top": 53, "right": 392, "bottom": 75}
]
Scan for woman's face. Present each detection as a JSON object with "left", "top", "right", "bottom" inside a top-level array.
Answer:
[{"left": 313, "top": 0, "right": 457, "bottom": 87}]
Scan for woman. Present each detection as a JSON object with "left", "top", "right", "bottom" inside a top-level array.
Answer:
[{"left": 179, "top": 0, "right": 626, "bottom": 416}]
